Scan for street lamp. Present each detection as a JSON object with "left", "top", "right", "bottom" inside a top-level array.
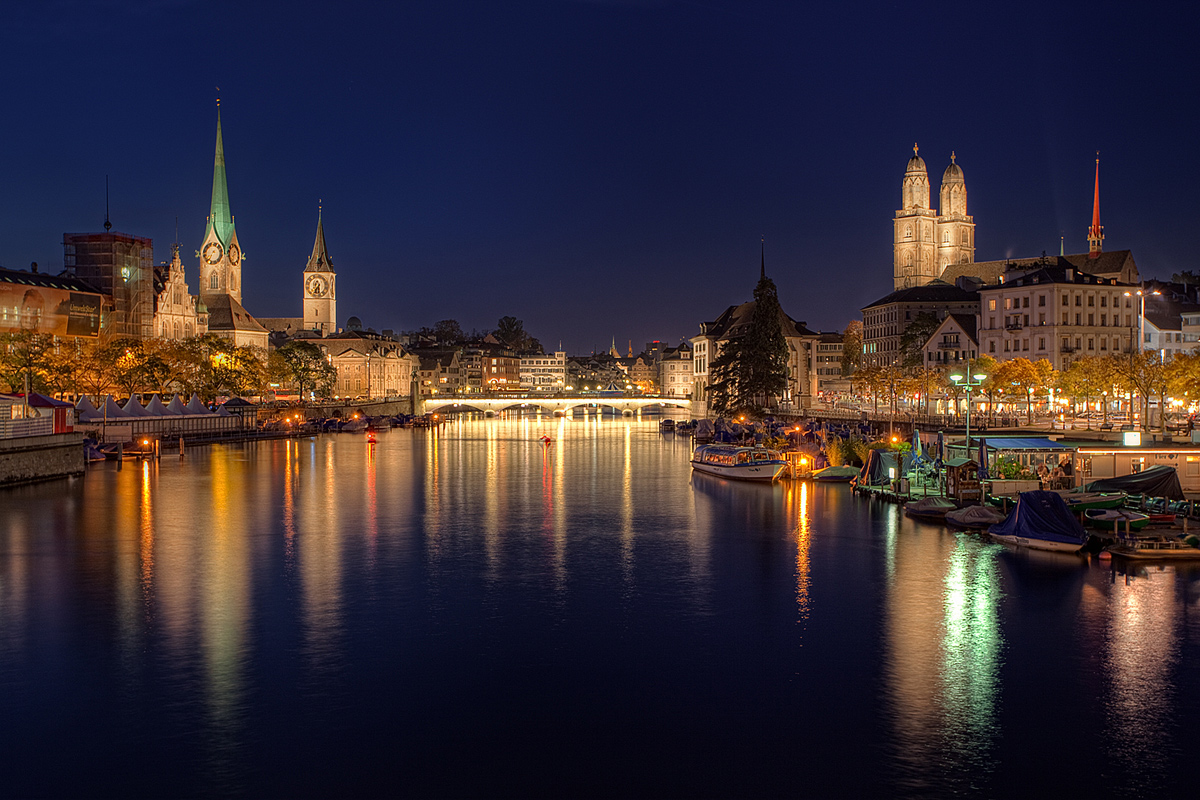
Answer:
[
  {"left": 949, "top": 360, "right": 987, "bottom": 459},
  {"left": 1124, "top": 287, "right": 1161, "bottom": 354}
]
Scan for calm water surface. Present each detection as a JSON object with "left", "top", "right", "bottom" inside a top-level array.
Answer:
[{"left": 2, "top": 414, "right": 1198, "bottom": 798}]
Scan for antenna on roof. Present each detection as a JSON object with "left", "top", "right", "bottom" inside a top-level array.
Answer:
[{"left": 104, "top": 175, "right": 112, "bottom": 232}]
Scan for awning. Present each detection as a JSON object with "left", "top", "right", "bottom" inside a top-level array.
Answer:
[{"left": 971, "top": 437, "right": 1074, "bottom": 450}]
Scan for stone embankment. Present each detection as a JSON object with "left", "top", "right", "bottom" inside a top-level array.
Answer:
[{"left": 0, "top": 433, "right": 85, "bottom": 487}]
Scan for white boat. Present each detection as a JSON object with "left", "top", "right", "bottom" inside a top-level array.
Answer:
[{"left": 691, "top": 444, "right": 786, "bottom": 482}]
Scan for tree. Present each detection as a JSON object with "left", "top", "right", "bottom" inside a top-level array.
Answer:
[
  {"left": 1171, "top": 270, "right": 1200, "bottom": 286},
  {"left": 0, "top": 331, "right": 53, "bottom": 394},
  {"left": 1116, "top": 351, "right": 1169, "bottom": 431},
  {"left": 898, "top": 312, "right": 940, "bottom": 368},
  {"left": 1167, "top": 351, "right": 1200, "bottom": 405},
  {"left": 432, "top": 319, "right": 466, "bottom": 345},
  {"left": 994, "top": 357, "right": 1057, "bottom": 424},
  {"left": 841, "top": 320, "right": 862, "bottom": 376},
  {"left": 276, "top": 341, "right": 338, "bottom": 399},
  {"left": 494, "top": 316, "right": 542, "bottom": 353},
  {"left": 706, "top": 273, "right": 791, "bottom": 416},
  {"left": 907, "top": 366, "right": 946, "bottom": 415}
]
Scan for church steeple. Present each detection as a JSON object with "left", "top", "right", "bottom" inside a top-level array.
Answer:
[
  {"left": 1087, "top": 154, "right": 1104, "bottom": 258},
  {"left": 306, "top": 204, "right": 334, "bottom": 273},
  {"left": 206, "top": 105, "right": 235, "bottom": 247}
]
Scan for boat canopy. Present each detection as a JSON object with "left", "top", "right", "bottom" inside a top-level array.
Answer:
[
  {"left": 1083, "top": 465, "right": 1185, "bottom": 500},
  {"left": 988, "top": 490, "right": 1088, "bottom": 545}
]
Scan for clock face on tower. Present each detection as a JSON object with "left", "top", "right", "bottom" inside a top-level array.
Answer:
[
  {"left": 228, "top": 243, "right": 241, "bottom": 266},
  {"left": 306, "top": 275, "right": 328, "bottom": 297},
  {"left": 203, "top": 241, "right": 224, "bottom": 264}
]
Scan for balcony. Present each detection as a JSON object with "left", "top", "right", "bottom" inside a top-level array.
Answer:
[
  {"left": 936, "top": 341, "right": 961, "bottom": 349},
  {"left": 1061, "top": 346, "right": 1076, "bottom": 354},
  {"left": 1005, "top": 322, "right": 1024, "bottom": 331}
]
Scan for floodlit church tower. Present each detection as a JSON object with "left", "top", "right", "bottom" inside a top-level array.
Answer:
[
  {"left": 1087, "top": 155, "right": 1104, "bottom": 258},
  {"left": 893, "top": 144, "right": 939, "bottom": 290},
  {"left": 302, "top": 207, "right": 337, "bottom": 335},
  {"left": 198, "top": 103, "right": 244, "bottom": 306},
  {"left": 935, "top": 152, "right": 975, "bottom": 270}
]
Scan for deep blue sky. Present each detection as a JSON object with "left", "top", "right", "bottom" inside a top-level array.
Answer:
[{"left": 2, "top": 1, "right": 1195, "bottom": 353}]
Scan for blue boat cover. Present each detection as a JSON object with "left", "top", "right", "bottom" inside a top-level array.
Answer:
[
  {"left": 988, "top": 490, "right": 1088, "bottom": 545},
  {"left": 856, "top": 448, "right": 913, "bottom": 486}
]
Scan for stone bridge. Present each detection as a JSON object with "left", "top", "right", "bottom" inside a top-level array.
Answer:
[{"left": 422, "top": 394, "right": 691, "bottom": 416}]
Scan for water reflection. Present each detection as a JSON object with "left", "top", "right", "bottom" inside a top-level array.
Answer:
[
  {"left": 884, "top": 520, "right": 1003, "bottom": 795},
  {"left": 1101, "top": 564, "right": 1185, "bottom": 796}
]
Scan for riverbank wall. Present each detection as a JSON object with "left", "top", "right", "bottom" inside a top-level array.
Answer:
[{"left": 0, "top": 433, "right": 85, "bottom": 487}]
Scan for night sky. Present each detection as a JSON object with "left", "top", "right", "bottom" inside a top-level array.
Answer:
[{"left": 3, "top": 1, "right": 1195, "bottom": 354}]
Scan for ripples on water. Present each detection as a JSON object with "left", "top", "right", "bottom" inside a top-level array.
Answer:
[{"left": 0, "top": 414, "right": 1198, "bottom": 798}]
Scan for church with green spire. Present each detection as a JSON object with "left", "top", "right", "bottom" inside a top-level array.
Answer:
[{"left": 197, "top": 104, "right": 268, "bottom": 349}]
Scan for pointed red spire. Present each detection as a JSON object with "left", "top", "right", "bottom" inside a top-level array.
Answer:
[{"left": 1087, "top": 154, "right": 1104, "bottom": 258}]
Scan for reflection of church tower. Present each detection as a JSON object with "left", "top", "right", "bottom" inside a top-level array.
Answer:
[
  {"left": 893, "top": 144, "right": 938, "bottom": 290},
  {"left": 303, "top": 207, "right": 337, "bottom": 336},
  {"left": 936, "top": 152, "right": 974, "bottom": 270},
  {"left": 198, "top": 104, "right": 244, "bottom": 306}
]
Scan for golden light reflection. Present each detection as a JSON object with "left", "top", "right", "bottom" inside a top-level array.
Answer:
[
  {"left": 1102, "top": 566, "right": 1180, "bottom": 791},
  {"left": 786, "top": 480, "right": 811, "bottom": 623},
  {"left": 620, "top": 419, "right": 634, "bottom": 585},
  {"left": 139, "top": 459, "right": 155, "bottom": 601}
]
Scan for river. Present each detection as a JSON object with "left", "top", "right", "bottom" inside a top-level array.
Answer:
[{"left": 1, "top": 413, "right": 1198, "bottom": 797}]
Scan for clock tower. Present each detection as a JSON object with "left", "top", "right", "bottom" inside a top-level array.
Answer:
[
  {"left": 303, "top": 208, "right": 336, "bottom": 335},
  {"left": 198, "top": 105, "right": 244, "bottom": 305}
]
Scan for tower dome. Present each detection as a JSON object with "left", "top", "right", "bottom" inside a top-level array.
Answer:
[
  {"left": 901, "top": 143, "right": 931, "bottom": 210},
  {"left": 942, "top": 151, "right": 964, "bottom": 183}
]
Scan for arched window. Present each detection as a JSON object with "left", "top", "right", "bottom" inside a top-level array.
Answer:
[
  {"left": 905, "top": 252, "right": 914, "bottom": 267},
  {"left": 962, "top": 230, "right": 969, "bottom": 245},
  {"left": 905, "top": 225, "right": 912, "bottom": 240},
  {"left": 185, "top": 323, "right": 193, "bottom": 338},
  {"left": 942, "top": 230, "right": 949, "bottom": 243},
  {"left": 209, "top": 273, "right": 219, "bottom": 290},
  {"left": 925, "top": 226, "right": 932, "bottom": 241},
  {"left": 174, "top": 321, "right": 182, "bottom": 339},
  {"left": 230, "top": 273, "right": 238, "bottom": 291}
]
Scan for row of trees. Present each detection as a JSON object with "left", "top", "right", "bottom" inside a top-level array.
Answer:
[
  {"left": 851, "top": 351, "right": 1200, "bottom": 431},
  {"left": 409, "top": 316, "right": 543, "bottom": 352},
  {"left": 0, "top": 332, "right": 336, "bottom": 402}
]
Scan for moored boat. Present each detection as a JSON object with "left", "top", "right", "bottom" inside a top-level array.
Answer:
[
  {"left": 690, "top": 444, "right": 786, "bottom": 482},
  {"left": 812, "top": 465, "right": 859, "bottom": 482},
  {"left": 945, "top": 504, "right": 1005, "bottom": 529},
  {"left": 1106, "top": 535, "right": 1200, "bottom": 560},
  {"left": 1083, "top": 508, "right": 1150, "bottom": 532},
  {"left": 988, "top": 490, "right": 1090, "bottom": 553},
  {"left": 904, "top": 496, "right": 957, "bottom": 522},
  {"left": 1058, "top": 491, "right": 1126, "bottom": 511},
  {"left": 659, "top": 419, "right": 676, "bottom": 432}
]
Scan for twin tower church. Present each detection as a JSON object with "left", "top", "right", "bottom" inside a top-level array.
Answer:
[
  {"left": 163, "top": 107, "right": 338, "bottom": 348},
  {"left": 892, "top": 144, "right": 975, "bottom": 291}
]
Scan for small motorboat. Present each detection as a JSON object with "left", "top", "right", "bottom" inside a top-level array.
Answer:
[
  {"left": 945, "top": 504, "right": 1005, "bottom": 529},
  {"left": 812, "top": 465, "right": 859, "bottom": 482},
  {"left": 904, "top": 496, "right": 957, "bottom": 522},
  {"left": 1084, "top": 508, "right": 1150, "bottom": 532},
  {"left": 659, "top": 419, "right": 676, "bottom": 432},
  {"left": 1106, "top": 535, "right": 1200, "bottom": 560},
  {"left": 1057, "top": 491, "right": 1127, "bottom": 511}
]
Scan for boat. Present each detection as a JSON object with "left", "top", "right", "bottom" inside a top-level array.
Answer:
[
  {"left": 1083, "top": 508, "right": 1150, "bottom": 532},
  {"left": 1058, "top": 491, "right": 1127, "bottom": 511},
  {"left": 659, "top": 419, "right": 676, "bottom": 432},
  {"left": 903, "top": 496, "right": 957, "bottom": 522},
  {"left": 690, "top": 444, "right": 786, "bottom": 482},
  {"left": 812, "top": 465, "right": 859, "bottom": 482},
  {"left": 945, "top": 504, "right": 1005, "bottom": 529},
  {"left": 988, "top": 490, "right": 1090, "bottom": 553},
  {"left": 340, "top": 418, "right": 369, "bottom": 433},
  {"left": 1106, "top": 535, "right": 1200, "bottom": 560}
]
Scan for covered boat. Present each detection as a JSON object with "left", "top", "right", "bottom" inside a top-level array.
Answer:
[
  {"left": 988, "top": 490, "right": 1089, "bottom": 553},
  {"left": 691, "top": 444, "right": 786, "bottom": 482},
  {"left": 945, "top": 504, "right": 1005, "bottom": 529},
  {"left": 1082, "top": 465, "right": 1185, "bottom": 500},
  {"left": 1106, "top": 536, "right": 1200, "bottom": 560},
  {"left": 903, "top": 496, "right": 957, "bottom": 522},
  {"left": 853, "top": 448, "right": 913, "bottom": 488},
  {"left": 812, "top": 465, "right": 859, "bottom": 482},
  {"left": 1058, "top": 491, "right": 1126, "bottom": 511},
  {"left": 1084, "top": 508, "right": 1150, "bottom": 532}
]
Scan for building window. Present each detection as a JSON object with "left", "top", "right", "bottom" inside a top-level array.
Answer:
[
  {"left": 209, "top": 273, "right": 218, "bottom": 290},
  {"left": 1088, "top": 339, "right": 1094, "bottom": 350},
  {"left": 1023, "top": 297, "right": 1030, "bottom": 308},
  {"left": 1076, "top": 295, "right": 1082, "bottom": 306},
  {"left": 1088, "top": 314, "right": 1094, "bottom": 326},
  {"left": 1100, "top": 296, "right": 1107, "bottom": 307},
  {"left": 1038, "top": 295, "right": 1046, "bottom": 306},
  {"left": 989, "top": 341, "right": 996, "bottom": 353},
  {"left": 988, "top": 299, "right": 996, "bottom": 311},
  {"left": 1038, "top": 337, "right": 1045, "bottom": 350},
  {"left": 1076, "top": 313, "right": 1082, "bottom": 325},
  {"left": 1062, "top": 295, "right": 1069, "bottom": 306},
  {"left": 1088, "top": 295, "right": 1095, "bottom": 307}
]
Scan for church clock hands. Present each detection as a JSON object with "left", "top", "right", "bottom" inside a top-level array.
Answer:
[
  {"left": 228, "top": 243, "right": 241, "bottom": 266},
  {"left": 203, "top": 241, "right": 224, "bottom": 264},
  {"left": 306, "top": 275, "right": 328, "bottom": 297}
]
